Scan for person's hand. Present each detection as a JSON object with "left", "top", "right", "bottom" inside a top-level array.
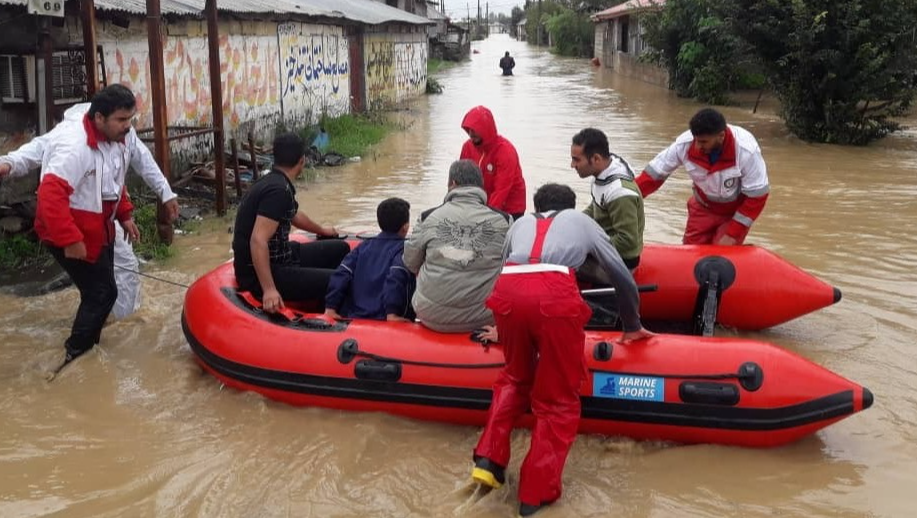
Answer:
[
  {"left": 618, "top": 327, "right": 654, "bottom": 344},
  {"left": 121, "top": 219, "right": 140, "bottom": 243},
  {"left": 63, "top": 241, "right": 88, "bottom": 260},
  {"left": 716, "top": 234, "right": 738, "bottom": 246},
  {"left": 163, "top": 198, "right": 180, "bottom": 223},
  {"left": 386, "top": 314, "right": 411, "bottom": 322},
  {"left": 261, "top": 288, "right": 284, "bottom": 314},
  {"left": 478, "top": 325, "right": 500, "bottom": 343},
  {"left": 321, "top": 225, "right": 339, "bottom": 237},
  {"left": 324, "top": 308, "right": 343, "bottom": 320},
  {"left": 0, "top": 162, "right": 11, "bottom": 179}
]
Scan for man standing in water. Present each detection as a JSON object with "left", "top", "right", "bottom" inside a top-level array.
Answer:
[
  {"left": 0, "top": 84, "right": 178, "bottom": 374},
  {"left": 470, "top": 183, "right": 651, "bottom": 517},
  {"left": 635, "top": 108, "right": 770, "bottom": 245},
  {"left": 499, "top": 51, "right": 516, "bottom": 76},
  {"left": 460, "top": 106, "right": 527, "bottom": 219}
]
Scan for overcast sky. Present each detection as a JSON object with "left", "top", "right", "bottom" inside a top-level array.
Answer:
[{"left": 438, "top": 0, "right": 521, "bottom": 19}]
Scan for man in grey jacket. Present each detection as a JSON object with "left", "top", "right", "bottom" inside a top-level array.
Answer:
[{"left": 403, "top": 160, "right": 513, "bottom": 333}]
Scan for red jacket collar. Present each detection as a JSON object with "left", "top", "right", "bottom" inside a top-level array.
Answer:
[
  {"left": 687, "top": 126, "right": 736, "bottom": 173},
  {"left": 82, "top": 114, "right": 125, "bottom": 149}
]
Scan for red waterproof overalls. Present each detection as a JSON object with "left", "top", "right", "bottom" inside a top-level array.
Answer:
[{"left": 473, "top": 215, "right": 593, "bottom": 506}]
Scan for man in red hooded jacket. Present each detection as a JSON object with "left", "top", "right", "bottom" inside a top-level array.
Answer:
[{"left": 459, "top": 106, "right": 527, "bottom": 219}]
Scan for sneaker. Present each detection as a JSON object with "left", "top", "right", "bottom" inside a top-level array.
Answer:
[{"left": 470, "top": 457, "right": 505, "bottom": 489}]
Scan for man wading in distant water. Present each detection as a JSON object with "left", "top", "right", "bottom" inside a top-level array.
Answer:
[
  {"left": 0, "top": 84, "right": 178, "bottom": 377},
  {"left": 499, "top": 51, "right": 516, "bottom": 76}
]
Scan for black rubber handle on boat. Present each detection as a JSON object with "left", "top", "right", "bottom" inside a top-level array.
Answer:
[
  {"left": 337, "top": 339, "right": 504, "bottom": 369},
  {"left": 581, "top": 284, "right": 659, "bottom": 297}
]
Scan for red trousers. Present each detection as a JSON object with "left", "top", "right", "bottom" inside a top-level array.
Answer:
[
  {"left": 474, "top": 271, "right": 593, "bottom": 506},
  {"left": 683, "top": 197, "right": 749, "bottom": 245}
]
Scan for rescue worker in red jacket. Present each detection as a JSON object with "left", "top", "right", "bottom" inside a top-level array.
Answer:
[
  {"left": 635, "top": 108, "right": 770, "bottom": 245},
  {"left": 20, "top": 85, "right": 178, "bottom": 373},
  {"left": 470, "top": 183, "right": 652, "bottom": 517},
  {"left": 459, "top": 106, "right": 527, "bottom": 220}
]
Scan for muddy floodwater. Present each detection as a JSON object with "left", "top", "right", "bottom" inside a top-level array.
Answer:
[{"left": 2, "top": 34, "right": 916, "bottom": 517}]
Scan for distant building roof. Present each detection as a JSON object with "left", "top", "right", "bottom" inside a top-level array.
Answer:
[
  {"left": 592, "top": 0, "right": 665, "bottom": 22},
  {"left": 426, "top": 4, "right": 448, "bottom": 21},
  {"left": 0, "top": 0, "right": 433, "bottom": 25}
]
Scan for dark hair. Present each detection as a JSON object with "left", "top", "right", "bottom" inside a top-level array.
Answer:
[
  {"left": 272, "top": 132, "right": 306, "bottom": 168},
  {"left": 377, "top": 197, "right": 411, "bottom": 233},
  {"left": 87, "top": 84, "right": 136, "bottom": 119},
  {"left": 689, "top": 108, "right": 727, "bottom": 136},
  {"left": 533, "top": 183, "right": 576, "bottom": 213},
  {"left": 448, "top": 159, "right": 484, "bottom": 188},
  {"left": 572, "top": 128, "right": 610, "bottom": 159}
]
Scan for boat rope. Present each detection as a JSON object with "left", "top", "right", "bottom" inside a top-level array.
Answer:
[
  {"left": 114, "top": 265, "right": 190, "bottom": 289},
  {"left": 338, "top": 340, "right": 505, "bottom": 369},
  {"left": 353, "top": 349, "right": 505, "bottom": 369}
]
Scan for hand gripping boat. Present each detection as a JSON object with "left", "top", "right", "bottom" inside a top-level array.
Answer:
[{"left": 181, "top": 259, "right": 871, "bottom": 448}]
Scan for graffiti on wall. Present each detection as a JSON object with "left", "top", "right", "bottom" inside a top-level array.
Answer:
[
  {"left": 102, "top": 33, "right": 281, "bottom": 135},
  {"left": 394, "top": 42, "right": 427, "bottom": 98},
  {"left": 364, "top": 35, "right": 427, "bottom": 110},
  {"left": 278, "top": 22, "right": 350, "bottom": 122},
  {"left": 365, "top": 37, "right": 395, "bottom": 110}
]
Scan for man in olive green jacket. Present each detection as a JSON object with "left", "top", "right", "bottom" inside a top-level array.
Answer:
[{"left": 571, "top": 128, "right": 645, "bottom": 270}]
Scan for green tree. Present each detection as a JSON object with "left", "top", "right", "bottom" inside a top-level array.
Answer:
[
  {"left": 510, "top": 6, "right": 525, "bottom": 37},
  {"left": 545, "top": 7, "right": 595, "bottom": 57},
  {"left": 723, "top": 0, "right": 917, "bottom": 144},
  {"left": 642, "top": 0, "right": 756, "bottom": 104}
]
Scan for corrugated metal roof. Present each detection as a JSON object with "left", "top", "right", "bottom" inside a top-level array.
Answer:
[
  {"left": 0, "top": 0, "right": 432, "bottom": 24},
  {"left": 592, "top": 0, "right": 665, "bottom": 21}
]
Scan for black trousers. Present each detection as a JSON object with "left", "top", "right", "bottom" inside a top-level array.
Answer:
[
  {"left": 240, "top": 240, "right": 350, "bottom": 306},
  {"left": 49, "top": 243, "right": 118, "bottom": 357}
]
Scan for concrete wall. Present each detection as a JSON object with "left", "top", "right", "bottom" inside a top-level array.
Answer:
[
  {"left": 364, "top": 29, "right": 428, "bottom": 110},
  {"left": 593, "top": 16, "right": 668, "bottom": 88}
]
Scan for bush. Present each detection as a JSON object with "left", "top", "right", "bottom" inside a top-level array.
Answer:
[
  {"left": 643, "top": 0, "right": 752, "bottom": 104},
  {"left": 545, "top": 8, "right": 594, "bottom": 57},
  {"left": 724, "top": 0, "right": 917, "bottom": 144}
]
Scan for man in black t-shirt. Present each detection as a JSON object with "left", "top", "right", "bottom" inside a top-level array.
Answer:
[{"left": 232, "top": 133, "right": 350, "bottom": 313}]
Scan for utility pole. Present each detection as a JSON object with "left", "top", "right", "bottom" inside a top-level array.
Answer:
[
  {"left": 537, "top": 0, "right": 542, "bottom": 46},
  {"left": 467, "top": 2, "right": 471, "bottom": 30},
  {"left": 477, "top": 0, "right": 481, "bottom": 38},
  {"left": 485, "top": 2, "right": 489, "bottom": 37}
]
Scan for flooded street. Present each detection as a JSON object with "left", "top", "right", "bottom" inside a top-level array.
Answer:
[{"left": 2, "top": 33, "right": 917, "bottom": 516}]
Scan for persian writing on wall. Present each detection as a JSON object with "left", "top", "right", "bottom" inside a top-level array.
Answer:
[{"left": 278, "top": 22, "right": 351, "bottom": 123}]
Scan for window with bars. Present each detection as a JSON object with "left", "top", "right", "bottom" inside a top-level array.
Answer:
[
  {"left": 0, "top": 55, "right": 28, "bottom": 103},
  {"left": 52, "top": 51, "right": 88, "bottom": 104}
]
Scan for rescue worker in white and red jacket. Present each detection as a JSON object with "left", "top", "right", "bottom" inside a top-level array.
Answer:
[
  {"left": 635, "top": 108, "right": 770, "bottom": 245},
  {"left": 0, "top": 84, "right": 178, "bottom": 371}
]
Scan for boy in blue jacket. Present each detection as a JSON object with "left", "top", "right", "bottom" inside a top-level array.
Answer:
[{"left": 324, "top": 198, "right": 416, "bottom": 321}]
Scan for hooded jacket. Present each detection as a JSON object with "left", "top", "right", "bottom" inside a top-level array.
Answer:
[
  {"left": 459, "top": 106, "right": 527, "bottom": 215},
  {"left": 403, "top": 186, "right": 512, "bottom": 333}
]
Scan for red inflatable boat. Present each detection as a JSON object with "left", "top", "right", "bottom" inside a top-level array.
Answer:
[
  {"left": 631, "top": 244, "right": 840, "bottom": 332},
  {"left": 182, "top": 259, "right": 871, "bottom": 448}
]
